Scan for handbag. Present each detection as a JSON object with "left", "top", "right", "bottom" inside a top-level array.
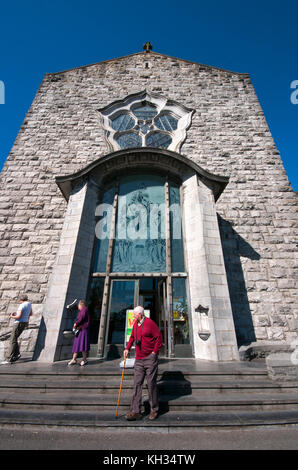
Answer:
[{"left": 73, "top": 328, "right": 80, "bottom": 337}]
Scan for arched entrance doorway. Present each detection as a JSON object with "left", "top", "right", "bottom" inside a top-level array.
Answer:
[
  {"left": 35, "top": 148, "right": 239, "bottom": 363},
  {"left": 88, "top": 170, "right": 190, "bottom": 358}
]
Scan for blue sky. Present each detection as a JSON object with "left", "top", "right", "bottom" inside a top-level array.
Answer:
[{"left": 0, "top": 0, "right": 297, "bottom": 189}]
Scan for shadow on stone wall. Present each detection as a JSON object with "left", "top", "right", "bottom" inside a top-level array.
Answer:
[
  {"left": 32, "top": 317, "right": 47, "bottom": 361},
  {"left": 218, "top": 215, "right": 260, "bottom": 347}
]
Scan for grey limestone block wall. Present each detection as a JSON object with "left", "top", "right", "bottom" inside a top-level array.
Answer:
[{"left": 0, "top": 51, "right": 297, "bottom": 357}]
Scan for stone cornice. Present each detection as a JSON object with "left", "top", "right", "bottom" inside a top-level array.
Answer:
[{"left": 55, "top": 148, "right": 229, "bottom": 202}]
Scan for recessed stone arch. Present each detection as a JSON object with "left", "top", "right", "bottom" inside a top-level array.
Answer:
[
  {"left": 55, "top": 148, "right": 228, "bottom": 202},
  {"left": 35, "top": 148, "right": 239, "bottom": 362}
]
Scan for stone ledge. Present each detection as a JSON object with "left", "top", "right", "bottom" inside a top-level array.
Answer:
[
  {"left": 266, "top": 352, "right": 298, "bottom": 381},
  {"left": 239, "top": 342, "right": 292, "bottom": 361}
]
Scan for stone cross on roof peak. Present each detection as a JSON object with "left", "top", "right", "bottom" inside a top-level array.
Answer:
[{"left": 143, "top": 42, "right": 153, "bottom": 53}]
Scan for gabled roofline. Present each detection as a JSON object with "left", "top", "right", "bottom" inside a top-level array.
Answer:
[{"left": 46, "top": 51, "right": 249, "bottom": 77}]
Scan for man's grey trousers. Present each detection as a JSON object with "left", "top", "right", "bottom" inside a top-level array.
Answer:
[{"left": 130, "top": 354, "right": 159, "bottom": 414}]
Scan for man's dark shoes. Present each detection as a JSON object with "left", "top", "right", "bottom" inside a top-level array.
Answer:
[
  {"left": 149, "top": 411, "right": 158, "bottom": 420},
  {"left": 125, "top": 412, "right": 142, "bottom": 421},
  {"left": 12, "top": 354, "right": 21, "bottom": 362}
]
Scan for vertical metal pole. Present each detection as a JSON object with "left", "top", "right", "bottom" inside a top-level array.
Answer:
[
  {"left": 165, "top": 178, "right": 174, "bottom": 358},
  {"left": 134, "top": 279, "right": 139, "bottom": 307},
  {"left": 97, "top": 184, "right": 119, "bottom": 358}
]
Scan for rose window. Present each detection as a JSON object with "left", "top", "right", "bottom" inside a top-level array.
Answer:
[{"left": 99, "top": 91, "right": 194, "bottom": 153}]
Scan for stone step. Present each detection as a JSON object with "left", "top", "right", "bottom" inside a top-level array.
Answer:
[
  {"left": 1, "top": 358, "right": 297, "bottom": 430},
  {"left": 0, "top": 368, "right": 269, "bottom": 379},
  {"left": 1, "top": 390, "right": 297, "bottom": 412},
  {"left": 1, "top": 408, "right": 298, "bottom": 430},
  {"left": 0, "top": 357, "right": 270, "bottom": 379},
  {"left": 1, "top": 376, "right": 297, "bottom": 394}
]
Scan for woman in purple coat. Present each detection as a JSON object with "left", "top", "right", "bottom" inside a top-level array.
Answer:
[{"left": 68, "top": 300, "right": 90, "bottom": 366}]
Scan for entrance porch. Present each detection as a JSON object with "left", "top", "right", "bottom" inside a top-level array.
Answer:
[{"left": 34, "top": 148, "right": 239, "bottom": 363}]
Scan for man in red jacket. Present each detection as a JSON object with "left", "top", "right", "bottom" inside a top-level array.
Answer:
[{"left": 124, "top": 306, "right": 163, "bottom": 421}]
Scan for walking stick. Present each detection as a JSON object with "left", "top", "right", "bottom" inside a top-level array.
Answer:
[{"left": 116, "top": 355, "right": 127, "bottom": 418}]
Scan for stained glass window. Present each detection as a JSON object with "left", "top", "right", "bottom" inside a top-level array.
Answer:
[
  {"left": 111, "top": 113, "right": 135, "bottom": 132},
  {"left": 112, "top": 174, "right": 166, "bottom": 273},
  {"left": 169, "top": 182, "right": 185, "bottom": 272},
  {"left": 116, "top": 133, "right": 142, "bottom": 149},
  {"left": 93, "top": 186, "right": 115, "bottom": 272},
  {"left": 132, "top": 104, "right": 157, "bottom": 120},
  {"left": 100, "top": 91, "right": 194, "bottom": 152},
  {"left": 155, "top": 115, "right": 178, "bottom": 131},
  {"left": 139, "top": 122, "right": 151, "bottom": 135},
  {"left": 146, "top": 132, "right": 172, "bottom": 149},
  {"left": 94, "top": 176, "right": 186, "bottom": 275}
]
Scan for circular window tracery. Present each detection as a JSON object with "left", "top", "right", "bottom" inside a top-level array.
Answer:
[
  {"left": 111, "top": 113, "right": 135, "bottom": 132},
  {"left": 132, "top": 103, "right": 157, "bottom": 120},
  {"left": 116, "top": 132, "right": 142, "bottom": 149},
  {"left": 99, "top": 91, "right": 194, "bottom": 153},
  {"left": 155, "top": 114, "right": 178, "bottom": 132},
  {"left": 146, "top": 132, "right": 172, "bottom": 149}
]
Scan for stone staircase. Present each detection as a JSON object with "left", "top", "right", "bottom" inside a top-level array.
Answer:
[{"left": 0, "top": 357, "right": 298, "bottom": 430}]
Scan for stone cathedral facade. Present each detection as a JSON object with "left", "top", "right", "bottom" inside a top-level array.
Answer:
[{"left": 0, "top": 47, "right": 297, "bottom": 363}]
